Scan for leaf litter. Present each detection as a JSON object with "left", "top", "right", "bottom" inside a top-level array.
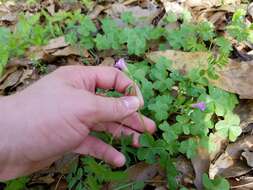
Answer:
[{"left": 0, "top": 0, "right": 253, "bottom": 189}]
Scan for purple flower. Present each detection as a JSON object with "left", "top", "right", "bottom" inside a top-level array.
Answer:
[
  {"left": 191, "top": 101, "right": 206, "bottom": 111},
  {"left": 114, "top": 58, "right": 128, "bottom": 72}
]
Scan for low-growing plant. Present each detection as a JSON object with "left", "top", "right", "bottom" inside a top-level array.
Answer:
[{"left": 0, "top": 4, "right": 250, "bottom": 190}]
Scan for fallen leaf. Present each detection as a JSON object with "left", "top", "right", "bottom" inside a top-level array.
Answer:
[
  {"left": 43, "top": 36, "right": 69, "bottom": 52},
  {"left": 242, "top": 150, "right": 253, "bottom": 167},
  {"left": 209, "top": 135, "right": 253, "bottom": 179},
  {"left": 235, "top": 100, "right": 253, "bottom": 132},
  {"left": 88, "top": 5, "right": 107, "bottom": 19},
  {"left": 248, "top": 3, "right": 253, "bottom": 18},
  {"left": 230, "top": 176, "right": 253, "bottom": 189},
  {"left": 52, "top": 46, "right": 89, "bottom": 57},
  {"left": 53, "top": 153, "right": 79, "bottom": 174},
  {"left": 0, "top": 66, "right": 18, "bottom": 84},
  {"left": 184, "top": 0, "right": 241, "bottom": 8},
  {"left": 191, "top": 147, "right": 210, "bottom": 190},
  {"left": 220, "top": 161, "right": 251, "bottom": 178},
  {"left": 161, "top": 1, "right": 186, "bottom": 16},
  {"left": 0, "top": 12, "right": 17, "bottom": 23},
  {"left": 105, "top": 1, "right": 159, "bottom": 27},
  {"left": 100, "top": 57, "right": 115, "bottom": 67},
  {"left": 126, "top": 162, "right": 160, "bottom": 181},
  {"left": 175, "top": 156, "right": 194, "bottom": 186},
  {"left": 0, "top": 69, "right": 23, "bottom": 92},
  {"left": 146, "top": 50, "right": 253, "bottom": 99},
  {"left": 108, "top": 162, "right": 160, "bottom": 189}
]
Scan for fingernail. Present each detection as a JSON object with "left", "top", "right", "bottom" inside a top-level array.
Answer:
[
  {"left": 122, "top": 96, "right": 140, "bottom": 110},
  {"left": 114, "top": 154, "right": 125, "bottom": 167}
]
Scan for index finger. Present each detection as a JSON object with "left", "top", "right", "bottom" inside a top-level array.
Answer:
[{"left": 59, "top": 66, "right": 133, "bottom": 93}]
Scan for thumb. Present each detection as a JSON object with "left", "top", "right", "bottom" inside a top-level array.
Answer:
[{"left": 92, "top": 95, "right": 141, "bottom": 122}]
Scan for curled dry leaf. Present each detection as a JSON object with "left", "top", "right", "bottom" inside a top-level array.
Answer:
[
  {"left": 100, "top": 57, "right": 115, "bottom": 67},
  {"left": 0, "top": 69, "right": 23, "bottom": 93},
  {"left": 209, "top": 135, "right": 253, "bottom": 179},
  {"left": 191, "top": 147, "right": 210, "bottom": 190},
  {"left": 88, "top": 5, "right": 107, "bottom": 20},
  {"left": 235, "top": 100, "right": 253, "bottom": 132},
  {"left": 175, "top": 156, "right": 194, "bottom": 186},
  {"left": 0, "top": 67, "right": 34, "bottom": 95},
  {"left": 0, "top": 12, "right": 17, "bottom": 23},
  {"left": 43, "top": 36, "right": 69, "bottom": 52},
  {"left": 248, "top": 3, "right": 253, "bottom": 18},
  {"left": 242, "top": 150, "right": 253, "bottom": 167},
  {"left": 161, "top": 1, "right": 186, "bottom": 16},
  {"left": 147, "top": 50, "right": 253, "bottom": 99},
  {"left": 52, "top": 46, "right": 89, "bottom": 58},
  {"left": 219, "top": 161, "right": 251, "bottom": 178},
  {"left": 230, "top": 176, "right": 253, "bottom": 189},
  {"left": 126, "top": 162, "right": 160, "bottom": 181},
  {"left": 105, "top": 1, "right": 159, "bottom": 27},
  {"left": 183, "top": 0, "right": 241, "bottom": 8}
]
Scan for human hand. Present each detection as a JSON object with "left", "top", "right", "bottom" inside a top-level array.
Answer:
[{"left": 0, "top": 66, "right": 156, "bottom": 180}]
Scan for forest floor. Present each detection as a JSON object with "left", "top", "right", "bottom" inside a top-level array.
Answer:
[{"left": 0, "top": 0, "right": 253, "bottom": 190}]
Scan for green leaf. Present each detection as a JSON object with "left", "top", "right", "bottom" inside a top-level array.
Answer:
[
  {"left": 139, "top": 133, "right": 155, "bottom": 147},
  {"left": 165, "top": 11, "right": 177, "bottom": 23},
  {"left": 5, "top": 177, "right": 29, "bottom": 190},
  {"left": 197, "top": 21, "right": 215, "bottom": 41},
  {"left": 121, "top": 12, "right": 135, "bottom": 25},
  {"left": 202, "top": 173, "right": 230, "bottom": 190},
  {"left": 163, "top": 128, "right": 178, "bottom": 143},
  {"left": 179, "top": 138, "right": 197, "bottom": 159},
  {"left": 215, "top": 37, "right": 232, "bottom": 55},
  {"left": 209, "top": 86, "right": 238, "bottom": 116},
  {"left": 215, "top": 112, "right": 241, "bottom": 142},
  {"left": 153, "top": 78, "right": 174, "bottom": 92}
]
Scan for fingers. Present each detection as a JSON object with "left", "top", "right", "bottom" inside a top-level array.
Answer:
[
  {"left": 73, "top": 136, "right": 125, "bottom": 167},
  {"left": 92, "top": 122, "right": 141, "bottom": 147},
  {"left": 120, "top": 113, "right": 156, "bottom": 133},
  {"left": 90, "top": 94, "right": 142, "bottom": 122},
  {"left": 56, "top": 66, "right": 133, "bottom": 93}
]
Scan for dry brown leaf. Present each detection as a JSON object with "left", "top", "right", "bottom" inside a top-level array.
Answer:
[
  {"left": 52, "top": 46, "right": 89, "bottom": 57},
  {"left": 161, "top": 1, "right": 186, "bottom": 16},
  {"left": 183, "top": 0, "right": 241, "bottom": 8},
  {"left": 108, "top": 162, "right": 161, "bottom": 189},
  {"left": 242, "top": 150, "right": 253, "bottom": 167},
  {"left": 191, "top": 147, "right": 210, "bottom": 190},
  {"left": 230, "top": 176, "right": 253, "bottom": 189},
  {"left": 43, "top": 36, "right": 69, "bottom": 52},
  {"left": 126, "top": 162, "right": 160, "bottom": 181},
  {"left": 248, "top": 3, "right": 253, "bottom": 18},
  {"left": 209, "top": 135, "right": 253, "bottom": 179},
  {"left": 235, "top": 100, "right": 253, "bottom": 132},
  {"left": 123, "top": 0, "right": 138, "bottom": 6},
  {"left": 88, "top": 5, "right": 107, "bottom": 19},
  {"left": 175, "top": 156, "right": 194, "bottom": 186},
  {"left": 146, "top": 50, "right": 253, "bottom": 99},
  {"left": 105, "top": 1, "right": 159, "bottom": 27},
  {"left": 0, "top": 69, "right": 23, "bottom": 91},
  {"left": 100, "top": 57, "right": 115, "bottom": 67},
  {"left": 53, "top": 153, "right": 78, "bottom": 174},
  {"left": 0, "top": 12, "right": 17, "bottom": 22},
  {"left": 0, "top": 66, "right": 17, "bottom": 84},
  {"left": 220, "top": 161, "right": 251, "bottom": 178}
]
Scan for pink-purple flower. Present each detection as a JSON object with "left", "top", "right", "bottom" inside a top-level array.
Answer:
[
  {"left": 191, "top": 101, "right": 206, "bottom": 111},
  {"left": 114, "top": 58, "right": 128, "bottom": 72}
]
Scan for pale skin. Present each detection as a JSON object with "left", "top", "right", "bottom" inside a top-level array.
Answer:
[{"left": 0, "top": 66, "right": 156, "bottom": 181}]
